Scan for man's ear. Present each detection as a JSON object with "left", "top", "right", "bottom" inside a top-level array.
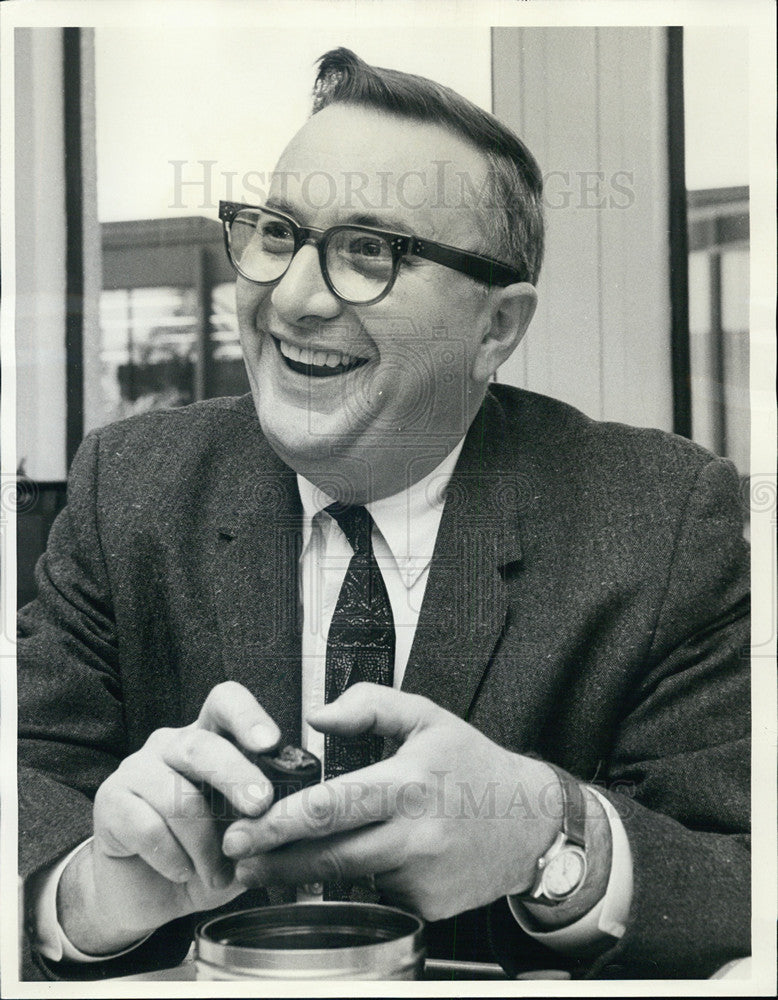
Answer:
[{"left": 472, "top": 282, "right": 537, "bottom": 383}]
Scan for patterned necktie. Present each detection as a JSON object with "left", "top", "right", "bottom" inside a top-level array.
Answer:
[{"left": 323, "top": 503, "right": 395, "bottom": 781}]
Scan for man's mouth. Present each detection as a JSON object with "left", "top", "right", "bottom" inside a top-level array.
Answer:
[{"left": 273, "top": 337, "right": 371, "bottom": 378}]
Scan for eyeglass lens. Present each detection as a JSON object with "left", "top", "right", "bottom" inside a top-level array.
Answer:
[{"left": 229, "top": 207, "right": 395, "bottom": 302}]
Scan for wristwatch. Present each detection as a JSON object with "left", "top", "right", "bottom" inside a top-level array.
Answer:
[{"left": 517, "top": 764, "right": 588, "bottom": 906}]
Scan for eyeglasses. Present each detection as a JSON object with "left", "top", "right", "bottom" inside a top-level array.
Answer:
[{"left": 218, "top": 200, "right": 526, "bottom": 306}]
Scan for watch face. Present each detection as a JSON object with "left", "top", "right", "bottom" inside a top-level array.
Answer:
[{"left": 542, "top": 847, "right": 586, "bottom": 898}]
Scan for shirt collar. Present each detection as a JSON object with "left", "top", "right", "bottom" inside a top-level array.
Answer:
[{"left": 297, "top": 438, "right": 466, "bottom": 589}]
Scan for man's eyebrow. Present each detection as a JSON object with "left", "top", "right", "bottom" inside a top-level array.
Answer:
[
  {"left": 265, "top": 195, "right": 297, "bottom": 215},
  {"left": 345, "top": 212, "right": 419, "bottom": 237},
  {"left": 264, "top": 196, "right": 418, "bottom": 237}
]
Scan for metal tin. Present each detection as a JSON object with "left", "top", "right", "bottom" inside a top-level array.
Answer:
[{"left": 195, "top": 902, "right": 426, "bottom": 980}]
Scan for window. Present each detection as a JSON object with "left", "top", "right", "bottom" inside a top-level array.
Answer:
[
  {"left": 684, "top": 28, "right": 749, "bottom": 480},
  {"left": 90, "top": 216, "right": 248, "bottom": 430}
]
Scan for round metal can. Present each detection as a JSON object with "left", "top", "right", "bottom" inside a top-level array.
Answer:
[{"left": 195, "top": 902, "right": 426, "bottom": 980}]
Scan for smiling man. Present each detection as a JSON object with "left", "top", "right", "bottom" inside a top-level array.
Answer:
[
  {"left": 234, "top": 101, "right": 537, "bottom": 503},
  {"left": 19, "top": 49, "right": 749, "bottom": 980}
]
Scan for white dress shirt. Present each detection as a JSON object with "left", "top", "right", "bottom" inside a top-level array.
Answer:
[{"left": 32, "top": 441, "right": 631, "bottom": 962}]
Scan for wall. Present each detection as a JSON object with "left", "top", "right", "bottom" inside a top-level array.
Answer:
[
  {"left": 492, "top": 28, "right": 674, "bottom": 432},
  {"left": 14, "top": 28, "right": 68, "bottom": 480}
]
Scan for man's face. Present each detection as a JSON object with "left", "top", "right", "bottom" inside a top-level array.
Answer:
[{"left": 236, "top": 104, "right": 526, "bottom": 502}]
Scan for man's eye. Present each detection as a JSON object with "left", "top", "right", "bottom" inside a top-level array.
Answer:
[
  {"left": 262, "top": 222, "right": 294, "bottom": 242},
  {"left": 348, "top": 237, "right": 388, "bottom": 258}
]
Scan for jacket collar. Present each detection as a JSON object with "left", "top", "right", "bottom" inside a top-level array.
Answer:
[
  {"left": 208, "top": 398, "right": 304, "bottom": 748},
  {"left": 399, "top": 390, "right": 524, "bottom": 719}
]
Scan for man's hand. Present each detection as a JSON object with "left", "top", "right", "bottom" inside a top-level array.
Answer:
[
  {"left": 224, "top": 683, "right": 598, "bottom": 923},
  {"left": 58, "top": 682, "right": 280, "bottom": 955}
]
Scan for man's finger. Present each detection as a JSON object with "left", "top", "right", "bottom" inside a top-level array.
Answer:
[
  {"left": 96, "top": 791, "right": 192, "bottom": 884},
  {"left": 223, "top": 762, "right": 399, "bottom": 857},
  {"left": 233, "top": 822, "right": 400, "bottom": 889},
  {"left": 160, "top": 727, "right": 274, "bottom": 817},
  {"left": 116, "top": 765, "right": 235, "bottom": 889},
  {"left": 198, "top": 680, "right": 281, "bottom": 753},
  {"left": 305, "top": 683, "right": 439, "bottom": 742}
]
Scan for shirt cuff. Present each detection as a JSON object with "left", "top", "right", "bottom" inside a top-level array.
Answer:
[
  {"left": 28, "top": 837, "right": 152, "bottom": 963},
  {"left": 507, "top": 786, "right": 633, "bottom": 952}
]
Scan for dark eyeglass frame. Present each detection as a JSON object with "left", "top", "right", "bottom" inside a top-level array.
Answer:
[{"left": 218, "top": 200, "right": 526, "bottom": 305}]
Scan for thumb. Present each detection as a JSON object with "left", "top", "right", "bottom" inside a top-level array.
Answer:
[
  {"left": 306, "top": 683, "right": 438, "bottom": 742},
  {"left": 198, "top": 680, "right": 281, "bottom": 753}
]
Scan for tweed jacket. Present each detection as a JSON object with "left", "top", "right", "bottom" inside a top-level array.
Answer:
[{"left": 18, "top": 384, "right": 750, "bottom": 980}]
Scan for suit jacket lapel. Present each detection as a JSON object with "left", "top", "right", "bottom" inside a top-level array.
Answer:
[
  {"left": 205, "top": 403, "right": 304, "bottom": 748},
  {"left": 401, "top": 393, "right": 523, "bottom": 721}
]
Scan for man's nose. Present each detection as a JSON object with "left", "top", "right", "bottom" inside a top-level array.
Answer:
[{"left": 270, "top": 243, "right": 341, "bottom": 325}]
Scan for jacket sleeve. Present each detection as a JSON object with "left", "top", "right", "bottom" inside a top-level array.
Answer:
[
  {"left": 18, "top": 431, "right": 122, "bottom": 879},
  {"left": 491, "top": 456, "right": 750, "bottom": 979},
  {"left": 17, "top": 430, "right": 193, "bottom": 980}
]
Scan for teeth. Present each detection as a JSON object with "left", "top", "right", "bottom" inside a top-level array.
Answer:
[{"left": 278, "top": 339, "right": 362, "bottom": 369}]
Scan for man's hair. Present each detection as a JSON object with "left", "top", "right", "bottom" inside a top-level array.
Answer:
[{"left": 311, "top": 47, "right": 544, "bottom": 285}]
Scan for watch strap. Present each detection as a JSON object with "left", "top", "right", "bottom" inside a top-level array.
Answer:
[
  {"left": 547, "top": 763, "right": 586, "bottom": 847},
  {"left": 511, "top": 764, "right": 588, "bottom": 906}
]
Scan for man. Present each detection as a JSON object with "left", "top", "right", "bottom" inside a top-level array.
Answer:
[{"left": 19, "top": 48, "right": 749, "bottom": 980}]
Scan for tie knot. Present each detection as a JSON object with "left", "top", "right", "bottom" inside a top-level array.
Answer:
[{"left": 325, "top": 504, "right": 373, "bottom": 556}]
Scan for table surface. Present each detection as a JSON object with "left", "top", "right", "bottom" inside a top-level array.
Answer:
[
  {"left": 117, "top": 951, "right": 571, "bottom": 981},
  {"left": 115, "top": 952, "right": 753, "bottom": 982}
]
